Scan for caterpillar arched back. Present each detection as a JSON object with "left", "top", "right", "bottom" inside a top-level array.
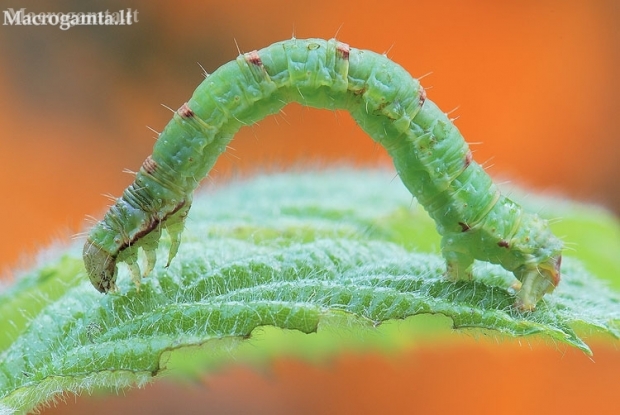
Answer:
[{"left": 83, "top": 38, "right": 562, "bottom": 311}]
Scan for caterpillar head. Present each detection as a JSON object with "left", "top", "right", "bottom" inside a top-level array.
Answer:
[
  {"left": 514, "top": 254, "right": 562, "bottom": 311},
  {"left": 83, "top": 239, "right": 118, "bottom": 293}
]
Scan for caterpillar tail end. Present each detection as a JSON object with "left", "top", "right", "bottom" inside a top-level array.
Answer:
[
  {"left": 83, "top": 239, "right": 118, "bottom": 294},
  {"left": 513, "top": 255, "right": 562, "bottom": 311}
]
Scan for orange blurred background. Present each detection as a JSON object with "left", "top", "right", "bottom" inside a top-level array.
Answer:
[{"left": 1, "top": 1, "right": 619, "bottom": 414}]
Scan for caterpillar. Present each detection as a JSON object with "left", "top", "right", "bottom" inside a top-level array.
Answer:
[{"left": 83, "top": 38, "right": 562, "bottom": 311}]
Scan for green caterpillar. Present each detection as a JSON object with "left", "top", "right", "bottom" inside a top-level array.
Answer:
[{"left": 83, "top": 38, "right": 562, "bottom": 311}]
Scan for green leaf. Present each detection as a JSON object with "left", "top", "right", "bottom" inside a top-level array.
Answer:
[{"left": 1, "top": 170, "right": 619, "bottom": 414}]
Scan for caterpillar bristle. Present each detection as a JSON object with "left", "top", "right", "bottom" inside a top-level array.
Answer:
[
  {"left": 160, "top": 103, "right": 175, "bottom": 113},
  {"left": 197, "top": 61, "right": 209, "bottom": 78}
]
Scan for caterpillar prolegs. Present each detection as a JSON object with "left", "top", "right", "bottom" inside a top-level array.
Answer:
[{"left": 83, "top": 38, "right": 562, "bottom": 311}]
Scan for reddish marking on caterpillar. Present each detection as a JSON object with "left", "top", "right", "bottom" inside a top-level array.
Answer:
[
  {"left": 551, "top": 256, "right": 562, "bottom": 286},
  {"left": 464, "top": 150, "right": 473, "bottom": 168},
  {"left": 336, "top": 42, "right": 350, "bottom": 60},
  {"left": 458, "top": 222, "right": 471, "bottom": 232},
  {"left": 142, "top": 155, "right": 158, "bottom": 175},
  {"left": 419, "top": 85, "right": 427, "bottom": 107},
  {"left": 177, "top": 102, "right": 194, "bottom": 118},
  {"left": 245, "top": 50, "right": 262, "bottom": 66},
  {"left": 497, "top": 240, "right": 510, "bottom": 248}
]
